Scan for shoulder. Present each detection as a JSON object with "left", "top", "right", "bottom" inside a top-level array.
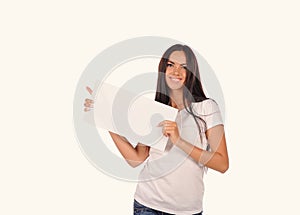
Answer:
[
  {"left": 192, "top": 99, "right": 223, "bottom": 130},
  {"left": 192, "top": 98, "right": 220, "bottom": 115}
]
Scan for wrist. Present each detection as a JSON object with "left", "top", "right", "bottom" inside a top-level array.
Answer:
[{"left": 175, "top": 137, "right": 184, "bottom": 147}]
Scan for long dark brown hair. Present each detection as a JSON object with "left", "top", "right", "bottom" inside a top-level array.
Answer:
[{"left": 155, "top": 44, "right": 209, "bottom": 137}]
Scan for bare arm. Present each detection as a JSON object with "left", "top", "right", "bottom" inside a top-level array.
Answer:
[
  {"left": 176, "top": 125, "right": 229, "bottom": 173},
  {"left": 159, "top": 120, "right": 229, "bottom": 173},
  {"left": 109, "top": 131, "right": 150, "bottom": 168}
]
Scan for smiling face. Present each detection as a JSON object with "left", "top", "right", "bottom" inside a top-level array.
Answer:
[
  {"left": 165, "top": 51, "right": 187, "bottom": 91},
  {"left": 156, "top": 44, "right": 207, "bottom": 108}
]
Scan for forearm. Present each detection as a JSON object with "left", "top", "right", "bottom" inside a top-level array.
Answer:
[
  {"left": 176, "top": 138, "right": 229, "bottom": 173},
  {"left": 109, "top": 131, "right": 149, "bottom": 167}
]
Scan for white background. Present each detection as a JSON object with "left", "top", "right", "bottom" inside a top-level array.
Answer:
[{"left": 1, "top": 0, "right": 300, "bottom": 214}]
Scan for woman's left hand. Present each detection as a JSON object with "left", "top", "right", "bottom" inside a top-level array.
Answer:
[{"left": 158, "top": 120, "right": 180, "bottom": 145}]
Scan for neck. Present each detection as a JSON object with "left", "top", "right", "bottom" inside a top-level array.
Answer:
[{"left": 169, "top": 89, "right": 185, "bottom": 110}]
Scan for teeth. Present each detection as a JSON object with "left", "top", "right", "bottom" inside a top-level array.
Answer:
[{"left": 170, "top": 77, "right": 181, "bottom": 82}]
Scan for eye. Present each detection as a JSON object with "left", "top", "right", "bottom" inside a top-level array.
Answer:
[{"left": 167, "top": 63, "right": 173, "bottom": 67}]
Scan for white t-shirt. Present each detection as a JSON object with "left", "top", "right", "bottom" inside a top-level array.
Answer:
[{"left": 134, "top": 99, "right": 223, "bottom": 214}]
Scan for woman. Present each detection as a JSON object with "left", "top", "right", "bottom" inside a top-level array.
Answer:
[{"left": 84, "top": 44, "right": 229, "bottom": 215}]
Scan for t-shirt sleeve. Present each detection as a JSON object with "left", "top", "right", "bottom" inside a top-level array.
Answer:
[{"left": 199, "top": 99, "right": 223, "bottom": 131}]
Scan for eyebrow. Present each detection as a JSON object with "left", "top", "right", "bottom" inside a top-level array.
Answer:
[{"left": 167, "top": 60, "right": 187, "bottom": 66}]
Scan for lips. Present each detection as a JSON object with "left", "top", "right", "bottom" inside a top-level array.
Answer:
[{"left": 169, "top": 76, "right": 182, "bottom": 82}]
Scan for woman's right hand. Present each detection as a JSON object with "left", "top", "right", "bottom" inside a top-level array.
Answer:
[{"left": 84, "top": 86, "right": 94, "bottom": 112}]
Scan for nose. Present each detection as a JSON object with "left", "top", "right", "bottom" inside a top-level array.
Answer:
[{"left": 173, "top": 65, "right": 180, "bottom": 75}]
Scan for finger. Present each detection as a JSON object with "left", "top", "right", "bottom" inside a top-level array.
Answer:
[
  {"left": 164, "top": 120, "right": 175, "bottom": 124},
  {"left": 165, "top": 128, "right": 178, "bottom": 137},
  {"left": 164, "top": 125, "right": 176, "bottom": 130},
  {"left": 161, "top": 126, "right": 166, "bottom": 136},
  {"left": 85, "top": 98, "right": 94, "bottom": 103},
  {"left": 159, "top": 121, "right": 173, "bottom": 127},
  {"left": 163, "top": 130, "right": 168, "bottom": 137},
  {"left": 86, "top": 86, "right": 93, "bottom": 95},
  {"left": 164, "top": 127, "right": 172, "bottom": 133},
  {"left": 84, "top": 102, "right": 93, "bottom": 108},
  {"left": 166, "top": 121, "right": 176, "bottom": 126},
  {"left": 162, "top": 126, "right": 172, "bottom": 136},
  {"left": 84, "top": 107, "right": 90, "bottom": 112}
]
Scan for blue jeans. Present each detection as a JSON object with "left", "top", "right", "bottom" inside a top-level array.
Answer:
[{"left": 133, "top": 199, "right": 203, "bottom": 215}]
